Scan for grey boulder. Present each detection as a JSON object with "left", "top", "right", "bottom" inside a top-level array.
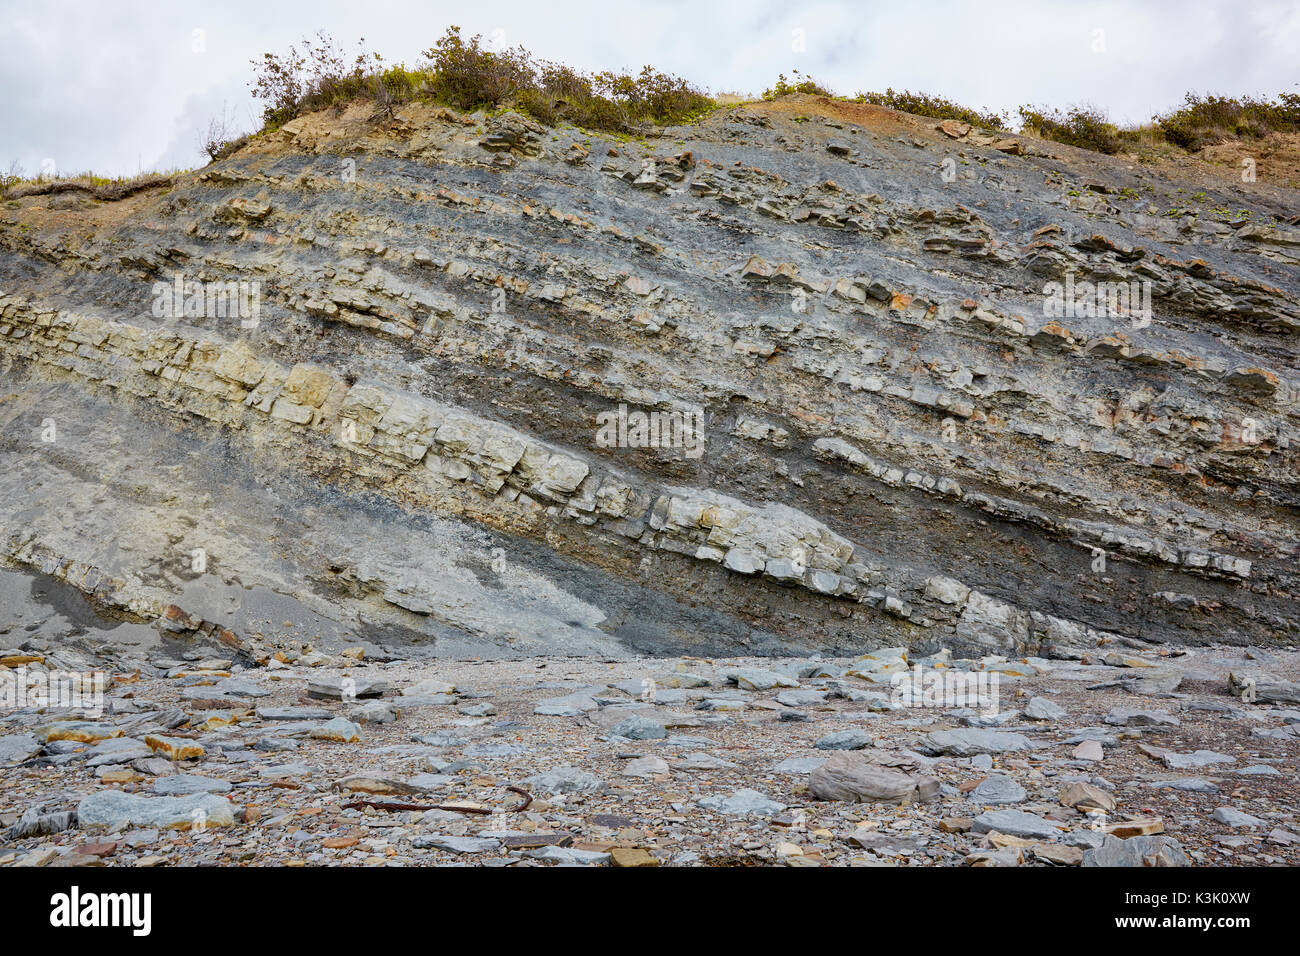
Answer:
[
  {"left": 918, "top": 729, "right": 1034, "bottom": 756},
  {"left": 971, "top": 809, "right": 1063, "bottom": 840},
  {"left": 77, "top": 790, "right": 235, "bottom": 829},
  {"left": 1082, "top": 834, "right": 1190, "bottom": 867},
  {"left": 808, "top": 752, "right": 939, "bottom": 804}
]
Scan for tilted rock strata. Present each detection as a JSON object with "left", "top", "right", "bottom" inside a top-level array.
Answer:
[{"left": 1, "top": 94, "right": 1297, "bottom": 655}]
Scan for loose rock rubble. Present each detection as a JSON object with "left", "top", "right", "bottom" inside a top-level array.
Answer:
[
  {"left": 3, "top": 638, "right": 1298, "bottom": 867},
  {"left": 1, "top": 94, "right": 1297, "bottom": 676}
]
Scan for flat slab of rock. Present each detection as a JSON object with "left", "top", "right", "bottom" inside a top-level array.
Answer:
[
  {"left": 413, "top": 834, "right": 501, "bottom": 854},
  {"left": 774, "top": 756, "right": 826, "bottom": 774},
  {"left": 144, "top": 735, "right": 204, "bottom": 760},
  {"left": 1105, "top": 708, "right": 1179, "bottom": 727},
  {"left": 808, "top": 752, "right": 939, "bottom": 804},
  {"left": 611, "top": 677, "right": 657, "bottom": 698},
  {"left": 395, "top": 693, "right": 456, "bottom": 707},
  {"left": 776, "top": 689, "right": 829, "bottom": 707},
  {"left": 1212, "top": 807, "right": 1266, "bottom": 827},
  {"left": 525, "top": 846, "right": 610, "bottom": 865},
  {"left": 695, "top": 697, "right": 745, "bottom": 712},
  {"left": 728, "top": 668, "right": 799, "bottom": 691},
  {"left": 698, "top": 788, "right": 786, "bottom": 816},
  {"left": 1140, "top": 745, "right": 1235, "bottom": 770},
  {"left": 971, "top": 809, "right": 1064, "bottom": 840},
  {"left": 6, "top": 808, "right": 76, "bottom": 839},
  {"left": 335, "top": 774, "right": 427, "bottom": 795},
  {"left": 671, "top": 753, "right": 738, "bottom": 772},
  {"left": 650, "top": 671, "right": 711, "bottom": 689},
  {"left": 1147, "top": 778, "right": 1218, "bottom": 793},
  {"left": 1072, "top": 739, "right": 1105, "bottom": 761},
  {"left": 0, "top": 734, "right": 41, "bottom": 765},
  {"left": 36, "top": 721, "right": 122, "bottom": 744},
  {"left": 1082, "top": 834, "right": 1189, "bottom": 866},
  {"left": 307, "top": 677, "right": 387, "bottom": 700},
  {"left": 402, "top": 678, "right": 456, "bottom": 696},
  {"left": 1024, "top": 697, "right": 1066, "bottom": 721},
  {"left": 815, "top": 729, "right": 871, "bottom": 750},
  {"left": 347, "top": 700, "right": 397, "bottom": 724},
  {"left": 524, "top": 766, "right": 603, "bottom": 794},
  {"left": 77, "top": 790, "right": 235, "bottom": 829},
  {"left": 970, "top": 775, "right": 1027, "bottom": 805},
  {"left": 534, "top": 691, "right": 600, "bottom": 716},
  {"left": 846, "top": 831, "right": 922, "bottom": 854},
  {"left": 1237, "top": 764, "right": 1281, "bottom": 776},
  {"left": 1122, "top": 669, "right": 1183, "bottom": 696},
  {"left": 213, "top": 677, "right": 270, "bottom": 698},
  {"left": 622, "top": 755, "right": 669, "bottom": 777},
  {"left": 918, "top": 729, "right": 1034, "bottom": 756},
  {"left": 85, "top": 737, "right": 151, "bottom": 766},
  {"left": 256, "top": 706, "right": 332, "bottom": 720},
  {"left": 152, "top": 774, "right": 232, "bottom": 796},
  {"left": 609, "top": 715, "right": 668, "bottom": 740},
  {"left": 1229, "top": 673, "right": 1300, "bottom": 705},
  {"left": 308, "top": 717, "right": 362, "bottom": 742}
]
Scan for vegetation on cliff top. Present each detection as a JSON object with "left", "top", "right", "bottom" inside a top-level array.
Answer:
[
  {"left": 243, "top": 27, "right": 1295, "bottom": 159},
  {"left": 5, "top": 26, "right": 1298, "bottom": 194},
  {"left": 247, "top": 28, "right": 716, "bottom": 135}
]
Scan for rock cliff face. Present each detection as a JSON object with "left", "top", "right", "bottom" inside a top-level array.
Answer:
[{"left": 1, "top": 95, "right": 1298, "bottom": 660}]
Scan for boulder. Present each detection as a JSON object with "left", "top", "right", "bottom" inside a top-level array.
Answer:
[
  {"left": 77, "top": 790, "right": 235, "bottom": 829},
  {"left": 808, "top": 752, "right": 939, "bottom": 804}
]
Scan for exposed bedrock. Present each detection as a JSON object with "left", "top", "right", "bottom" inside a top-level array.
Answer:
[{"left": 1, "top": 96, "right": 1297, "bottom": 658}]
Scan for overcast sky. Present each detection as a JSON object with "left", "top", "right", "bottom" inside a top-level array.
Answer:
[{"left": 3, "top": 0, "right": 1297, "bottom": 178}]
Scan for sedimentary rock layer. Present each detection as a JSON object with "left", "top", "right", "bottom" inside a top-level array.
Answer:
[{"left": 1, "top": 96, "right": 1297, "bottom": 657}]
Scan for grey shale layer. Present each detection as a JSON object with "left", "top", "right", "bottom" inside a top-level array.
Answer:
[{"left": 1, "top": 94, "right": 1298, "bottom": 662}]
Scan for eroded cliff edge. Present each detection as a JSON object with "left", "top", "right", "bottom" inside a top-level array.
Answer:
[{"left": 1, "top": 95, "right": 1297, "bottom": 660}]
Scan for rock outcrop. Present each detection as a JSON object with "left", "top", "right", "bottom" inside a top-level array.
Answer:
[{"left": 1, "top": 94, "right": 1297, "bottom": 659}]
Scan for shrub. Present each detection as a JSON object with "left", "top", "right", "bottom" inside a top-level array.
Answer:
[
  {"left": 1158, "top": 92, "right": 1300, "bottom": 150},
  {"left": 857, "top": 88, "right": 1009, "bottom": 130},
  {"left": 1018, "top": 103, "right": 1123, "bottom": 154},
  {"left": 249, "top": 27, "right": 715, "bottom": 134},
  {"left": 1, "top": 160, "right": 24, "bottom": 190},
  {"left": 249, "top": 32, "right": 386, "bottom": 126},
  {"left": 422, "top": 26, "right": 534, "bottom": 111},
  {"left": 763, "top": 71, "right": 833, "bottom": 100},
  {"left": 201, "top": 105, "right": 251, "bottom": 162}
]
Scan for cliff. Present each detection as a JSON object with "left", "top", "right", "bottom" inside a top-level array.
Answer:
[{"left": 2, "top": 94, "right": 1298, "bottom": 661}]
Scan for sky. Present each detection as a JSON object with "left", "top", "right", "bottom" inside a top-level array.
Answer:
[{"left": 2, "top": 0, "right": 1297, "bottom": 178}]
